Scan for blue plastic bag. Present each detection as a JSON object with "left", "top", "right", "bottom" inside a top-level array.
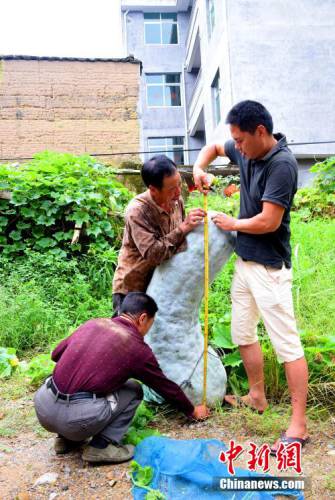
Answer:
[{"left": 132, "top": 437, "right": 304, "bottom": 499}]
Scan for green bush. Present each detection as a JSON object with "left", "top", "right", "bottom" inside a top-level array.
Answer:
[
  {"left": 0, "top": 151, "right": 133, "bottom": 257},
  {"left": 293, "top": 187, "right": 335, "bottom": 219},
  {"left": 20, "top": 353, "right": 55, "bottom": 386},
  {"left": 310, "top": 156, "right": 335, "bottom": 194}
]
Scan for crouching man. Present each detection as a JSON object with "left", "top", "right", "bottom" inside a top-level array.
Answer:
[{"left": 34, "top": 292, "right": 209, "bottom": 464}]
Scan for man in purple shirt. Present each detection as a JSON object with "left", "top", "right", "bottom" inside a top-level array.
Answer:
[{"left": 34, "top": 292, "right": 209, "bottom": 464}]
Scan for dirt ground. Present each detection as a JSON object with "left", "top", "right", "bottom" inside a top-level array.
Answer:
[{"left": 0, "top": 385, "right": 335, "bottom": 500}]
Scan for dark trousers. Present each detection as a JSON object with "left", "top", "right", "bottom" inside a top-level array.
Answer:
[
  {"left": 34, "top": 379, "right": 143, "bottom": 443},
  {"left": 112, "top": 293, "right": 126, "bottom": 317}
]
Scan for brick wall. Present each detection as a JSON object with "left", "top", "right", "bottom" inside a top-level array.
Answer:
[{"left": 0, "top": 57, "right": 141, "bottom": 162}]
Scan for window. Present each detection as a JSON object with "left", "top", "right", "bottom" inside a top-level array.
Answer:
[
  {"left": 144, "top": 13, "right": 178, "bottom": 45},
  {"left": 146, "top": 74, "right": 181, "bottom": 107},
  {"left": 207, "top": 0, "right": 215, "bottom": 38},
  {"left": 148, "top": 137, "right": 184, "bottom": 164},
  {"left": 212, "top": 70, "right": 221, "bottom": 127}
]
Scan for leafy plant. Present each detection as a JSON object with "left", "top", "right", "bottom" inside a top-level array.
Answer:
[
  {"left": 210, "top": 315, "right": 243, "bottom": 368},
  {"left": 124, "top": 402, "right": 160, "bottom": 446},
  {"left": 0, "top": 151, "right": 133, "bottom": 257},
  {"left": 130, "top": 461, "right": 165, "bottom": 500},
  {"left": 293, "top": 187, "right": 335, "bottom": 219},
  {"left": 311, "top": 156, "right": 335, "bottom": 194},
  {"left": 0, "top": 347, "right": 19, "bottom": 378},
  {"left": 20, "top": 353, "right": 55, "bottom": 385}
]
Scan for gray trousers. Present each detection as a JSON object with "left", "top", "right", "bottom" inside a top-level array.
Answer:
[{"left": 34, "top": 378, "right": 143, "bottom": 443}]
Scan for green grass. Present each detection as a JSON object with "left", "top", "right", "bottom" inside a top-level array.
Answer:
[
  {"left": 0, "top": 252, "right": 113, "bottom": 354},
  {"left": 0, "top": 189, "right": 334, "bottom": 409},
  {"left": 290, "top": 213, "right": 335, "bottom": 336}
]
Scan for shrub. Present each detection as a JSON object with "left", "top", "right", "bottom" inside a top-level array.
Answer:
[
  {"left": 293, "top": 188, "right": 335, "bottom": 219},
  {"left": 0, "top": 151, "right": 133, "bottom": 257},
  {"left": 311, "top": 156, "right": 335, "bottom": 194}
]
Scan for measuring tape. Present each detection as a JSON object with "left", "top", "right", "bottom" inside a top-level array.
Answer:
[{"left": 202, "top": 193, "right": 209, "bottom": 405}]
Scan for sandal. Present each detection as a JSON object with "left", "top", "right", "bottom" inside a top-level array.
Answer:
[{"left": 270, "top": 432, "right": 310, "bottom": 456}]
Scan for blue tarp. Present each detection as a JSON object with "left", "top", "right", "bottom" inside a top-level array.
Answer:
[{"left": 132, "top": 437, "right": 304, "bottom": 499}]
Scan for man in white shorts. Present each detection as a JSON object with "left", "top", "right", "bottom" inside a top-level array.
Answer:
[{"left": 193, "top": 100, "right": 309, "bottom": 453}]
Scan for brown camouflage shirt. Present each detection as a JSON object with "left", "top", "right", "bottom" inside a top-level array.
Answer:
[{"left": 113, "top": 190, "right": 186, "bottom": 294}]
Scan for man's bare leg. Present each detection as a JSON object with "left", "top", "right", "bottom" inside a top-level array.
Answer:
[
  {"left": 270, "top": 356, "right": 309, "bottom": 451},
  {"left": 224, "top": 341, "right": 268, "bottom": 412},
  {"left": 285, "top": 356, "right": 308, "bottom": 437}
]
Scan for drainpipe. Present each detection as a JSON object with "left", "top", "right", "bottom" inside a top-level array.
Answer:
[
  {"left": 123, "top": 10, "right": 129, "bottom": 56},
  {"left": 181, "top": 64, "right": 190, "bottom": 165}
]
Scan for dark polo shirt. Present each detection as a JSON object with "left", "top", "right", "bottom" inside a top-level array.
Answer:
[{"left": 224, "top": 134, "right": 298, "bottom": 268}]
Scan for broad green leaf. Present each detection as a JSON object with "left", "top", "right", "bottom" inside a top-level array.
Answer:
[
  {"left": 223, "top": 350, "right": 243, "bottom": 367},
  {"left": 211, "top": 323, "right": 236, "bottom": 349},
  {"left": 35, "top": 237, "right": 57, "bottom": 249}
]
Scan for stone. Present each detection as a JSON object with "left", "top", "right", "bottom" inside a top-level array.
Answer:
[
  {"left": 145, "top": 213, "right": 235, "bottom": 406},
  {"left": 33, "top": 472, "right": 58, "bottom": 487}
]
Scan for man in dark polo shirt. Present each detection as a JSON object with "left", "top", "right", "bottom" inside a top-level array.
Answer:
[
  {"left": 193, "top": 100, "right": 309, "bottom": 453},
  {"left": 34, "top": 292, "right": 209, "bottom": 464},
  {"left": 112, "top": 155, "right": 205, "bottom": 314}
]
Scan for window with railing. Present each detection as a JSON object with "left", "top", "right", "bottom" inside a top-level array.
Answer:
[
  {"left": 207, "top": 0, "right": 215, "bottom": 38},
  {"left": 148, "top": 137, "right": 184, "bottom": 164},
  {"left": 146, "top": 74, "right": 181, "bottom": 107},
  {"left": 212, "top": 70, "right": 221, "bottom": 127},
  {"left": 144, "top": 13, "right": 178, "bottom": 45}
]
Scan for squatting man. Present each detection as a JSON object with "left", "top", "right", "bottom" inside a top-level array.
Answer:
[{"left": 34, "top": 292, "right": 209, "bottom": 463}]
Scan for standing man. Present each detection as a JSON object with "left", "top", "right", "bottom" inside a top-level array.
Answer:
[
  {"left": 193, "top": 100, "right": 309, "bottom": 452},
  {"left": 113, "top": 155, "right": 205, "bottom": 314}
]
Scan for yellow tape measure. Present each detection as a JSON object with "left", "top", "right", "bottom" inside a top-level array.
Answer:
[{"left": 202, "top": 193, "right": 209, "bottom": 405}]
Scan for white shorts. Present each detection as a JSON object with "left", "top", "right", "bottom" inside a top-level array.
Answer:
[{"left": 231, "top": 258, "right": 304, "bottom": 363}]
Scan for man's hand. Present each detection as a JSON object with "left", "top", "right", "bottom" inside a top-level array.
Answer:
[
  {"left": 212, "top": 213, "right": 238, "bottom": 231},
  {"left": 191, "top": 404, "right": 210, "bottom": 420},
  {"left": 193, "top": 168, "right": 215, "bottom": 193},
  {"left": 180, "top": 208, "right": 206, "bottom": 234}
]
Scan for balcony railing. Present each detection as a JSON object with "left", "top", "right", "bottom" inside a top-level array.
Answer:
[{"left": 185, "top": 2, "right": 199, "bottom": 70}]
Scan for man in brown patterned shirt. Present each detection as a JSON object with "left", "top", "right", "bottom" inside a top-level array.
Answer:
[{"left": 112, "top": 155, "right": 205, "bottom": 314}]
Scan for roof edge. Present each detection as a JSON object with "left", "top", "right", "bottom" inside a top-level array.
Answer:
[{"left": 0, "top": 54, "right": 142, "bottom": 65}]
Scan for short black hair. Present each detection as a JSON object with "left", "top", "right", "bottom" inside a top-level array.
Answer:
[
  {"left": 141, "top": 155, "right": 177, "bottom": 189},
  {"left": 120, "top": 292, "right": 158, "bottom": 318},
  {"left": 226, "top": 100, "right": 273, "bottom": 135}
]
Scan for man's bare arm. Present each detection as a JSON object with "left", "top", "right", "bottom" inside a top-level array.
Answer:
[{"left": 212, "top": 201, "right": 285, "bottom": 234}]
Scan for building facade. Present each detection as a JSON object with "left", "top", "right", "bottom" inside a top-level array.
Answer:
[
  {"left": 122, "top": 0, "right": 335, "bottom": 183},
  {"left": 122, "top": 0, "right": 193, "bottom": 165},
  {"left": 0, "top": 55, "right": 141, "bottom": 162}
]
